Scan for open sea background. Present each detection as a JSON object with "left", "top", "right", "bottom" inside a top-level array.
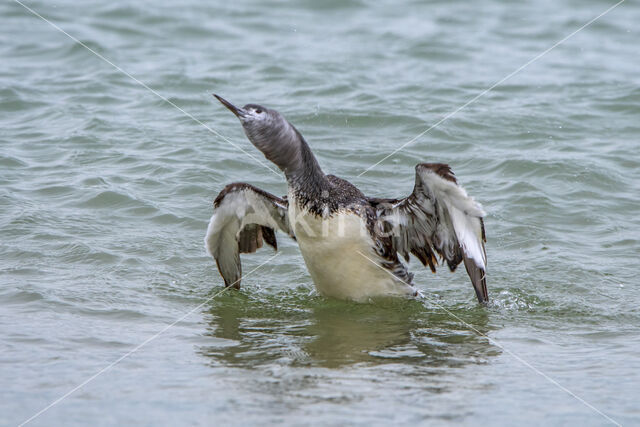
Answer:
[{"left": 1, "top": 0, "right": 639, "bottom": 425}]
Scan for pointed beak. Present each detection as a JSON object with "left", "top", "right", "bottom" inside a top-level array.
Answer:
[{"left": 213, "top": 94, "right": 246, "bottom": 118}]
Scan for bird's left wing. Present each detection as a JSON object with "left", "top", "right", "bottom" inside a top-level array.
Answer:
[
  {"left": 369, "top": 163, "right": 488, "bottom": 303},
  {"left": 205, "top": 183, "right": 294, "bottom": 288}
]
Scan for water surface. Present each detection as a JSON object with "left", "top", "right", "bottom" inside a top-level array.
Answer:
[{"left": 1, "top": 0, "right": 639, "bottom": 425}]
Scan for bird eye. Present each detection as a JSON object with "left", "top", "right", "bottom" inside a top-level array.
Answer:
[{"left": 255, "top": 109, "right": 262, "bottom": 114}]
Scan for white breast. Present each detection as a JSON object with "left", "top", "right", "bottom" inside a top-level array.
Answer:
[{"left": 288, "top": 196, "right": 416, "bottom": 302}]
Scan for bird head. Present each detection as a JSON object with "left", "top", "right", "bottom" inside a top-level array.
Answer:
[{"left": 213, "top": 94, "right": 303, "bottom": 175}]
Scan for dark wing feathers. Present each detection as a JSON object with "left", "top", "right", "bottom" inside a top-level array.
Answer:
[
  {"left": 370, "top": 163, "right": 488, "bottom": 303},
  {"left": 237, "top": 224, "right": 279, "bottom": 253},
  {"left": 205, "top": 183, "right": 294, "bottom": 288}
]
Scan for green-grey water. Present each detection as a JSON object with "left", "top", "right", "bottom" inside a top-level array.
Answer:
[{"left": 1, "top": 0, "right": 639, "bottom": 425}]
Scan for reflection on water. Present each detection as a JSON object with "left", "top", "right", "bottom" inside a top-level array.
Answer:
[{"left": 199, "top": 290, "right": 499, "bottom": 370}]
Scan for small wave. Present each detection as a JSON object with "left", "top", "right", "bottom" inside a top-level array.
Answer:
[
  {"left": 0, "top": 289, "right": 44, "bottom": 305},
  {"left": 0, "top": 87, "right": 48, "bottom": 112},
  {"left": 150, "top": 213, "right": 188, "bottom": 225},
  {"left": 32, "top": 184, "right": 75, "bottom": 198},
  {"left": 76, "top": 190, "right": 146, "bottom": 210},
  {"left": 57, "top": 242, "right": 122, "bottom": 265},
  {"left": 0, "top": 155, "right": 27, "bottom": 168}
]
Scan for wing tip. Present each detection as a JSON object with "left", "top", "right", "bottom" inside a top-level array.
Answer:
[
  {"left": 463, "top": 255, "right": 488, "bottom": 304},
  {"left": 416, "top": 163, "right": 458, "bottom": 184},
  {"left": 215, "top": 258, "right": 241, "bottom": 289}
]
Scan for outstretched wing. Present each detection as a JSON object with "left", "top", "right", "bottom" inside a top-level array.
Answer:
[
  {"left": 369, "top": 163, "right": 488, "bottom": 303},
  {"left": 205, "top": 183, "right": 295, "bottom": 288}
]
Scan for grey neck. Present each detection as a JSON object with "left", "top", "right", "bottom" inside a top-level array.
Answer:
[
  {"left": 243, "top": 114, "right": 330, "bottom": 197},
  {"left": 284, "top": 130, "right": 330, "bottom": 196}
]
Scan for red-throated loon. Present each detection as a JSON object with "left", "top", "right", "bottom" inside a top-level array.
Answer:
[{"left": 205, "top": 95, "right": 488, "bottom": 303}]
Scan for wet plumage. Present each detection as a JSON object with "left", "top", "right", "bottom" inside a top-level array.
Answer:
[{"left": 205, "top": 95, "right": 488, "bottom": 303}]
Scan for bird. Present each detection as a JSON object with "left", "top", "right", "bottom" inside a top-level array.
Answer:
[{"left": 205, "top": 95, "right": 488, "bottom": 303}]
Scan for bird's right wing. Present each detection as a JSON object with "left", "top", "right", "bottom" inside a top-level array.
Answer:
[{"left": 205, "top": 183, "right": 294, "bottom": 288}]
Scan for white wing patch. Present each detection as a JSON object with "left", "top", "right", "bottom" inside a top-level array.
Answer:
[
  {"left": 205, "top": 190, "right": 284, "bottom": 257},
  {"left": 204, "top": 184, "right": 293, "bottom": 288},
  {"left": 370, "top": 163, "right": 488, "bottom": 303},
  {"left": 418, "top": 167, "right": 486, "bottom": 270}
]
